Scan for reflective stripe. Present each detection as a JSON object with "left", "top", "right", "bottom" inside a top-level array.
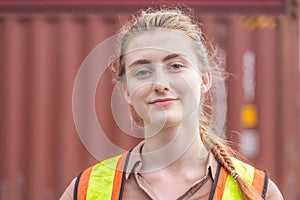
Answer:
[
  {"left": 222, "top": 157, "right": 255, "bottom": 199},
  {"left": 77, "top": 166, "right": 93, "bottom": 200},
  {"left": 252, "top": 169, "right": 267, "bottom": 196},
  {"left": 86, "top": 155, "right": 122, "bottom": 200},
  {"left": 213, "top": 167, "right": 228, "bottom": 199},
  {"left": 78, "top": 154, "right": 266, "bottom": 200},
  {"left": 212, "top": 158, "right": 266, "bottom": 200},
  {"left": 76, "top": 152, "right": 130, "bottom": 200},
  {"left": 111, "top": 153, "right": 129, "bottom": 200}
]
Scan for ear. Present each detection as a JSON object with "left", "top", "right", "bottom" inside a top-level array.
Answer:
[
  {"left": 121, "top": 84, "right": 132, "bottom": 105},
  {"left": 201, "top": 71, "right": 212, "bottom": 93}
]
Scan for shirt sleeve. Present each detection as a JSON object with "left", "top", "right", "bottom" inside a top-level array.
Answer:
[
  {"left": 266, "top": 178, "right": 284, "bottom": 200},
  {"left": 60, "top": 178, "right": 76, "bottom": 200}
]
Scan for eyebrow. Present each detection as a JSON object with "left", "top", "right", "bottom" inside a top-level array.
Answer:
[
  {"left": 128, "top": 53, "right": 182, "bottom": 68},
  {"left": 162, "top": 53, "right": 181, "bottom": 62},
  {"left": 128, "top": 59, "right": 151, "bottom": 68}
]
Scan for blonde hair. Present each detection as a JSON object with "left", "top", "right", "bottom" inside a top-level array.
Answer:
[{"left": 113, "top": 7, "right": 262, "bottom": 200}]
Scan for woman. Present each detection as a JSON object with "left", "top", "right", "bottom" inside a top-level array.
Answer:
[{"left": 61, "top": 7, "right": 283, "bottom": 200}]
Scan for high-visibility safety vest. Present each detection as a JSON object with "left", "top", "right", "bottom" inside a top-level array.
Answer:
[{"left": 74, "top": 151, "right": 268, "bottom": 200}]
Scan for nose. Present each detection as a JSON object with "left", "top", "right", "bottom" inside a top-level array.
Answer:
[
  {"left": 152, "top": 71, "right": 170, "bottom": 93},
  {"left": 153, "top": 83, "right": 169, "bottom": 93}
]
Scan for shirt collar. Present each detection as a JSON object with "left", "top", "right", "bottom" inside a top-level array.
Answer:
[
  {"left": 125, "top": 140, "right": 144, "bottom": 179},
  {"left": 125, "top": 140, "right": 219, "bottom": 181}
]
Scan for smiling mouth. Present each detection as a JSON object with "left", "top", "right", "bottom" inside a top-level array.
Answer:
[{"left": 150, "top": 98, "right": 178, "bottom": 106}]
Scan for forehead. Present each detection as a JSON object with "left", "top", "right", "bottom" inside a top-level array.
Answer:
[{"left": 124, "top": 28, "right": 197, "bottom": 61}]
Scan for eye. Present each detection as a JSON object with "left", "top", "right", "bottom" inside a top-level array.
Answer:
[
  {"left": 168, "top": 63, "right": 184, "bottom": 72},
  {"left": 135, "top": 69, "right": 152, "bottom": 78}
]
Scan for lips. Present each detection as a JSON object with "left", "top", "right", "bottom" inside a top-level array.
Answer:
[{"left": 150, "top": 98, "right": 178, "bottom": 106}]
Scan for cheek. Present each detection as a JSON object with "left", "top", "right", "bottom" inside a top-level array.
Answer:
[
  {"left": 125, "top": 76, "right": 141, "bottom": 97},
  {"left": 126, "top": 82, "right": 151, "bottom": 108},
  {"left": 125, "top": 73, "right": 155, "bottom": 99},
  {"left": 126, "top": 81, "right": 150, "bottom": 100},
  {"left": 174, "top": 73, "right": 202, "bottom": 102}
]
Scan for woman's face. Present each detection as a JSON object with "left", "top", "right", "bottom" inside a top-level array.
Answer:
[{"left": 122, "top": 29, "right": 209, "bottom": 127}]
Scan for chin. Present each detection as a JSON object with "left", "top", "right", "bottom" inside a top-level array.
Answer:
[{"left": 150, "top": 112, "right": 183, "bottom": 127}]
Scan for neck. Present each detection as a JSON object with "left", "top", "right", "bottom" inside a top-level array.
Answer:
[{"left": 140, "top": 113, "right": 209, "bottom": 173}]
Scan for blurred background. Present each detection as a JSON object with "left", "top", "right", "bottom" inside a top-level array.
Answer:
[{"left": 0, "top": 0, "right": 299, "bottom": 199}]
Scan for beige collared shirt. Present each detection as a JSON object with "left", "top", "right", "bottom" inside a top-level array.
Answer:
[{"left": 60, "top": 141, "right": 284, "bottom": 200}]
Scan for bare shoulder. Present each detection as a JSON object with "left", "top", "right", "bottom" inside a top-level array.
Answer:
[
  {"left": 266, "top": 178, "right": 284, "bottom": 200},
  {"left": 60, "top": 178, "right": 76, "bottom": 200}
]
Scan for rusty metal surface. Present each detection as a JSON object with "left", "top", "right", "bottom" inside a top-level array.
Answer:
[
  {"left": 0, "top": 0, "right": 285, "bottom": 10},
  {"left": 0, "top": 6, "right": 299, "bottom": 200}
]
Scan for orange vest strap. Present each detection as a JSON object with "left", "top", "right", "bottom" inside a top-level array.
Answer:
[
  {"left": 111, "top": 151, "right": 130, "bottom": 200},
  {"left": 209, "top": 162, "right": 268, "bottom": 200},
  {"left": 252, "top": 169, "right": 269, "bottom": 199},
  {"left": 74, "top": 150, "right": 132, "bottom": 200},
  {"left": 75, "top": 166, "right": 93, "bottom": 200},
  {"left": 209, "top": 163, "right": 228, "bottom": 200}
]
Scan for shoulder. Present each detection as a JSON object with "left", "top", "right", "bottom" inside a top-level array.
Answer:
[
  {"left": 60, "top": 178, "right": 76, "bottom": 200},
  {"left": 266, "top": 179, "right": 284, "bottom": 200},
  {"left": 59, "top": 154, "right": 126, "bottom": 200},
  {"left": 230, "top": 158, "right": 282, "bottom": 199}
]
